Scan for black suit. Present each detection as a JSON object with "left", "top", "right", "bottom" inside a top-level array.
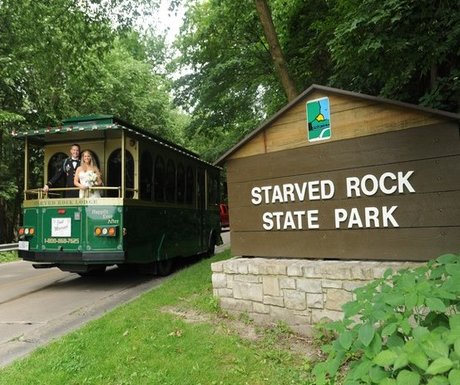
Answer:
[{"left": 47, "top": 158, "right": 80, "bottom": 197}]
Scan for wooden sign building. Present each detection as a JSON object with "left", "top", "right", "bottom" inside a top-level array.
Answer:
[{"left": 215, "top": 85, "right": 460, "bottom": 261}]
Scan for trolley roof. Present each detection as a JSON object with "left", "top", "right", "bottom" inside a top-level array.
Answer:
[{"left": 12, "top": 114, "right": 218, "bottom": 168}]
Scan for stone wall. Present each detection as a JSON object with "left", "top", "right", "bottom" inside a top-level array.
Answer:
[{"left": 211, "top": 257, "right": 422, "bottom": 336}]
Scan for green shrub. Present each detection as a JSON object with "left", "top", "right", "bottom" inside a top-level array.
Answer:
[
  {"left": 312, "top": 253, "right": 460, "bottom": 385},
  {"left": 0, "top": 251, "right": 18, "bottom": 263}
]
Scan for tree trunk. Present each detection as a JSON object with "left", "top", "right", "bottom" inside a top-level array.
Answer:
[{"left": 254, "top": 0, "right": 298, "bottom": 102}]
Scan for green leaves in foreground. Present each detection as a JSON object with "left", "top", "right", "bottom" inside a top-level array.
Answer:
[{"left": 313, "top": 253, "right": 460, "bottom": 385}]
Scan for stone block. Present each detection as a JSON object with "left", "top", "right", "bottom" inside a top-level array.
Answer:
[
  {"left": 291, "top": 313, "right": 311, "bottom": 326},
  {"left": 211, "top": 261, "right": 224, "bottom": 273},
  {"left": 311, "top": 309, "right": 343, "bottom": 324},
  {"left": 247, "top": 259, "right": 261, "bottom": 275},
  {"left": 253, "top": 302, "right": 270, "bottom": 314},
  {"left": 223, "top": 258, "right": 243, "bottom": 274},
  {"left": 212, "top": 273, "right": 227, "bottom": 288},
  {"left": 264, "top": 295, "right": 284, "bottom": 307},
  {"left": 226, "top": 274, "right": 235, "bottom": 289},
  {"left": 323, "top": 266, "right": 353, "bottom": 280},
  {"left": 343, "top": 281, "right": 366, "bottom": 292},
  {"left": 303, "top": 266, "right": 323, "bottom": 278},
  {"left": 284, "top": 290, "right": 307, "bottom": 310},
  {"left": 279, "top": 277, "right": 296, "bottom": 289},
  {"left": 234, "top": 274, "right": 261, "bottom": 283},
  {"left": 216, "top": 288, "right": 233, "bottom": 297},
  {"left": 296, "top": 278, "right": 322, "bottom": 293},
  {"left": 263, "top": 276, "right": 280, "bottom": 296},
  {"left": 237, "top": 262, "right": 249, "bottom": 274},
  {"left": 287, "top": 262, "right": 304, "bottom": 277},
  {"left": 291, "top": 310, "right": 313, "bottom": 326},
  {"left": 270, "top": 305, "right": 298, "bottom": 324},
  {"left": 351, "top": 267, "right": 374, "bottom": 280},
  {"left": 322, "top": 279, "right": 343, "bottom": 289},
  {"left": 220, "top": 297, "right": 253, "bottom": 312},
  {"left": 325, "top": 289, "right": 353, "bottom": 311},
  {"left": 307, "top": 293, "right": 324, "bottom": 309},
  {"left": 258, "top": 260, "right": 288, "bottom": 275},
  {"left": 233, "top": 282, "right": 263, "bottom": 302}
]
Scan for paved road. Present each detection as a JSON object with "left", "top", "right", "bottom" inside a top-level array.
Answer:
[
  {"left": 0, "top": 264, "right": 168, "bottom": 368},
  {"left": 0, "top": 229, "right": 230, "bottom": 368}
]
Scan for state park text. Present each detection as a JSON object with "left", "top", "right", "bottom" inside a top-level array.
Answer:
[{"left": 250, "top": 171, "right": 415, "bottom": 231}]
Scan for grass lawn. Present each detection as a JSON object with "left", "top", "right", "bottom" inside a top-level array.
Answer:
[
  {"left": 0, "top": 251, "right": 18, "bottom": 263},
  {"left": 0, "top": 250, "right": 315, "bottom": 385}
]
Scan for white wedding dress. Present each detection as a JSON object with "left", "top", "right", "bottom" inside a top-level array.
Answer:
[{"left": 79, "top": 171, "right": 101, "bottom": 198}]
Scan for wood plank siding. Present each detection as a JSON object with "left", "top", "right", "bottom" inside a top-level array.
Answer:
[{"left": 228, "top": 91, "right": 445, "bottom": 161}]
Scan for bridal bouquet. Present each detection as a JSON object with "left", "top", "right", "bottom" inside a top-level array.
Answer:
[{"left": 86, "top": 171, "right": 98, "bottom": 187}]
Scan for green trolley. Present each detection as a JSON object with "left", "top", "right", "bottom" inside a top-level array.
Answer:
[{"left": 14, "top": 115, "right": 222, "bottom": 275}]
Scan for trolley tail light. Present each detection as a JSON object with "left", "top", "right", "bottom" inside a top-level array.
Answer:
[
  {"left": 19, "top": 227, "right": 35, "bottom": 237},
  {"left": 94, "top": 226, "right": 118, "bottom": 237}
]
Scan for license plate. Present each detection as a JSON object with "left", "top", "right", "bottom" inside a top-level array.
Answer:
[{"left": 18, "top": 241, "right": 29, "bottom": 250}]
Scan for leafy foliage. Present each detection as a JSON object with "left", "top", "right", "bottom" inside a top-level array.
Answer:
[
  {"left": 312, "top": 254, "right": 460, "bottom": 385},
  {"left": 0, "top": 251, "right": 18, "bottom": 263},
  {"left": 0, "top": 112, "right": 23, "bottom": 242},
  {"left": 323, "top": 0, "right": 460, "bottom": 111},
  {"left": 172, "top": 0, "right": 287, "bottom": 160}
]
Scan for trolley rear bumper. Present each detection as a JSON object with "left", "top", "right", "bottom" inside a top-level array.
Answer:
[{"left": 19, "top": 250, "right": 125, "bottom": 264}]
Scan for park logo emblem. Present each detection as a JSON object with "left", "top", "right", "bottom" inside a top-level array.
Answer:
[{"left": 306, "top": 97, "right": 331, "bottom": 142}]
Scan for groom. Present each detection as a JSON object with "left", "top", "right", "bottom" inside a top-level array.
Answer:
[{"left": 43, "top": 143, "right": 81, "bottom": 198}]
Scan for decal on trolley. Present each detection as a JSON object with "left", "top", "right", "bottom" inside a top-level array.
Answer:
[{"left": 51, "top": 217, "right": 72, "bottom": 237}]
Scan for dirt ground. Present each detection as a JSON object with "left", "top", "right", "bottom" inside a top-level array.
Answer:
[{"left": 161, "top": 305, "right": 321, "bottom": 360}]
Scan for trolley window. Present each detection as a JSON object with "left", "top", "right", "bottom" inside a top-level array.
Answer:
[
  {"left": 140, "top": 151, "right": 153, "bottom": 200},
  {"left": 185, "top": 166, "right": 194, "bottom": 205},
  {"left": 154, "top": 155, "right": 165, "bottom": 202},
  {"left": 107, "top": 149, "right": 134, "bottom": 198},
  {"left": 177, "top": 163, "right": 185, "bottom": 203},
  {"left": 165, "top": 159, "right": 176, "bottom": 203}
]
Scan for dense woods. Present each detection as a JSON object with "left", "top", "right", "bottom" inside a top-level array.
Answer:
[{"left": 1, "top": 0, "right": 459, "bottom": 242}]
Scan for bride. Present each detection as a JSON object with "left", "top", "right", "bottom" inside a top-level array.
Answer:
[{"left": 74, "top": 150, "right": 103, "bottom": 198}]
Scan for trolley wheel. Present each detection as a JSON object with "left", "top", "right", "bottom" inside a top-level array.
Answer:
[
  {"left": 207, "top": 243, "right": 216, "bottom": 257},
  {"left": 206, "top": 233, "right": 216, "bottom": 257},
  {"left": 156, "top": 258, "right": 174, "bottom": 276}
]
